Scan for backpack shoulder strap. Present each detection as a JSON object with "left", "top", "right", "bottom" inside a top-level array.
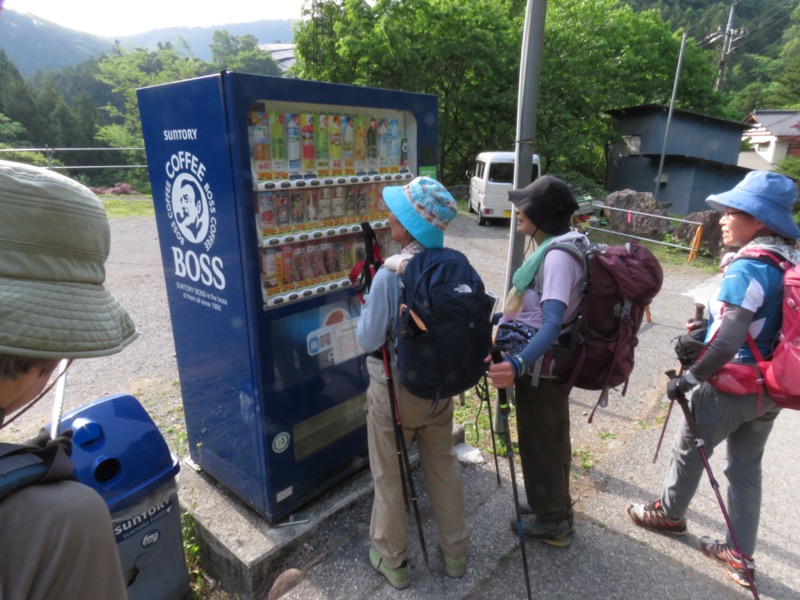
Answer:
[
  {"left": 535, "top": 240, "right": 590, "bottom": 293},
  {"left": 735, "top": 249, "right": 790, "bottom": 272},
  {"left": 0, "top": 443, "right": 51, "bottom": 502}
]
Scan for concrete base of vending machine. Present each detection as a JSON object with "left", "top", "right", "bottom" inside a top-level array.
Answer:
[{"left": 177, "top": 424, "right": 465, "bottom": 599}]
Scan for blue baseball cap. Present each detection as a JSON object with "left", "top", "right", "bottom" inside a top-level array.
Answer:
[
  {"left": 706, "top": 171, "right": 800, "bottom": 240},
  {"left": 382, "top": 176, "right": 457, "bottom": 248}
]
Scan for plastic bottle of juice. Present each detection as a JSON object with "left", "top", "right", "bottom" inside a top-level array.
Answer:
[
  {"left": 329, "top": 115, "right": 342, "bottom": 174},
  {"left": 286, "top": 113, "right": 302, "bottom": 176}
]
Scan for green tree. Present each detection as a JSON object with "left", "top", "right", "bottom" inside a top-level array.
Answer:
[
  {"left": 293, "top": 0, "right": 722, "bottom": 185},
  {"left": 538, "top": 0, "right": 723, "bottom": 180},
  {"left": 294, "top": 0, "right": 522, "bottom": 184},
  {"left": 210, "top": 30, "right": 281, "bottom": 76},
  {"left": 94, "top": 43, "right": 208, "bottom": 190}
]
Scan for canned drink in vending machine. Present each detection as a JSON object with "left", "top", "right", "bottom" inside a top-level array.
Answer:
[
  {"left": 305, "top": 189, "right": 320, "bottom": 229},
  {"left": 318, "top": 187, "right": 333, "bottom": 226},
  {"left": 279, "top": 245, "right": 293, "bottom": 290},
  {"left": 290, "top": 191, "right": 307, "bottom": 231},
  {"left": 261, "top": 248, "right": 278, "bottom": 293},
  {"left": 257, "top": 192, "right": 277, "bottom": 237},
  {"left": 331, "top": 186, "right": 346, "bottom": 223},
  {"left": 275, "top": 191, "right": 292, "bottom": 234},
  {"left": 306, "top": 242, "right": 322, "bottom": 282}
]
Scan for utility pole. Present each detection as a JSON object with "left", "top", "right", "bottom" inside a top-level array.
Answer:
[{"left": 713, "top": 2, "right": 747, "bottom": 91}]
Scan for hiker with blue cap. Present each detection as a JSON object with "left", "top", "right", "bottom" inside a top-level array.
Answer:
[
  {"left": 0, "top": 160, "right": 137, "bottom": 598},
  {"left": 356, "top": 176, "right": 469, "bottom": 589},
  {"left": 626, "top": 171, "right": 800, "bottom": 589}
]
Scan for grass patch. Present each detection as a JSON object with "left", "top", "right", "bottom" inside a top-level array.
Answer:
[{"left": 100, "top": 195, "right": 155, "bottom": 218}]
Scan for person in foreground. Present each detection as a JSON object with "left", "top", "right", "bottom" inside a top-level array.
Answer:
[
  {"left": 0, "top": 160, "right": 138, "bottom": 599},
  {"left": 356, "top": 176, "right": 468, "bottom": 589},
  {"left": 488, "top": 175, "right": 587, "bottom": 547},
  {"left": 625, "top": 171, "right": 800, "bottom": 588}
]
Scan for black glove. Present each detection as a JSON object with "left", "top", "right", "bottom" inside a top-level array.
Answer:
[
  {"left": 25, "top": 427, "right": 74, "bottom": 457},
  {"left": 667, "top": 376, "right": 696, "bottom": 400}
]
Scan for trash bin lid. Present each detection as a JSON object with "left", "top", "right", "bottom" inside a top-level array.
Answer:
[{"left": 59, "top": 394, "right": 180, "bottom": 512}]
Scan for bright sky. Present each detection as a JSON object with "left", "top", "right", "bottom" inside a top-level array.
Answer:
[{"left": 1, "top": 0, "right": 305, "bottom": 37}]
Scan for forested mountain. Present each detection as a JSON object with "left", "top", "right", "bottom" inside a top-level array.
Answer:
[{"left": 0, "top": 9, "right": 294, "bottom": 77}]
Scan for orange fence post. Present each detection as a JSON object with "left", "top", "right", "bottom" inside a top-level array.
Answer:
[{"left": 687, "top": 225, "right": 703, "bottom": 263}]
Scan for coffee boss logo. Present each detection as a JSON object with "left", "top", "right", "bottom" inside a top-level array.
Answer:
[{"left": 163, "top": 150, "right": 225, "bottom": 291}]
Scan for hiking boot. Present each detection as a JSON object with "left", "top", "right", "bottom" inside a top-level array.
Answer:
[
  {"left": 519, "top": 503, "right": 575, "bottom": 532},
  {"left": 510, "top": 515, "right": 571, "bottom": 547},
  {"left": 443, "top": 554, "right": 466, "bottom": 578},
  {"left": 699, "top": 536, "right": 756, "bottom": 588},
  {"left": 369, "top": 545, "right": 410, "bottom": 590},
  {"left": 624, "top": 500, "right": 687, "bottom": 535}
]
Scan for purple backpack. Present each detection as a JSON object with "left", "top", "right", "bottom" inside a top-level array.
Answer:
[{"left": 540, "top": 241, "right": 663, "bottom": 420}]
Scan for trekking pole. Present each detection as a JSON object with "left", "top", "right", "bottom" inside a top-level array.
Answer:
[
  {"left": 383, "top": 342, "right": 430, "bottom": 572},
  {"left": 474, "top": 373, "right": 501, "bottom": 487},
  {"left": 665, "top": 369, "right": 759, "bottom": 598},
  {"left": 653, "top": 303, "right": 705, "bottom": 463},
  {"left": 491, "top": 347, "right": 533, "bottom": 600}
]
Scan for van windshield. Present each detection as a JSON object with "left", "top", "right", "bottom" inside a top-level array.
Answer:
[{"left": 488, "top": 162, "right": 514, "bottom": 183}]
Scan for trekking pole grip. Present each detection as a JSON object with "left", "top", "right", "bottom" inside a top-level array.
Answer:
[{"left": 489, "top": 346, "right": 511, "bottom": 415}]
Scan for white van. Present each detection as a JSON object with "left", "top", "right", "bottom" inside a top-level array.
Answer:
[{"left": 468, "top": 151, "right": 541, "bottom": 226}]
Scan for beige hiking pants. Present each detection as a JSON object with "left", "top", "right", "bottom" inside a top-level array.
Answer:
[{"left": 366, "top": 356, "right": 469, "bottom": 568}]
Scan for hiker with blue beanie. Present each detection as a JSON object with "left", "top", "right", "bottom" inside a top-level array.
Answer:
[
  {"left": 488, "top": 175, "right": 588, "bottom": 548},
  {"left": 626, "top": 171, "right": 800, "bottom": 589},
  {"left": 356, "top": 176, "right": 469, "bottom": 589},
  {"left": 0, "top": 160, "right": 138, "bottom": 598}
]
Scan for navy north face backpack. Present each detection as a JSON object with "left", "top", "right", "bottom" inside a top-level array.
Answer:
[{"left": 395, "top": 248, "right": 494, "bottom": 401}]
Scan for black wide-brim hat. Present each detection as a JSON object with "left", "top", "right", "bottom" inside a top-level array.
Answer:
[{"left": 508, "top": 175, "right": 579, "bottom": 235}]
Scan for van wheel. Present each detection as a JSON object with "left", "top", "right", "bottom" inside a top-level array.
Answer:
[
  {"left": 477, "top": 208, "right": 487, "bottom": 226},
  {"left": 468, "top": 201, "right": 476, "bottom": 214}
]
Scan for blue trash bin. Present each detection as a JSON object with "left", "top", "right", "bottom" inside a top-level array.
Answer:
[{"left": 60, "top": 394, "right": 190, "bottom": 600}]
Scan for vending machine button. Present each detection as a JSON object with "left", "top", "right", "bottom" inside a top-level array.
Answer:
[
  {"left": 280, "top": 181, "right": 291, "bottom": 188},
  {"left": 298, "top": 233, "right": 309, "bottom": 241},
  {"left": 296, "top": 180, "right": 306, "bottom": 187},
  {"left": 316, "top": 286, "right": 326, "bottom": 293},
  {"left": 312, "top": 231, "right": 323, "bottom": 239},
  {"left": 309, "top": 179, "right": 320, "bottom": 186},
  {"left": 340, "top": 177, "right": 349, "bottom": 185},
  {"left": 326, "top": 229, "right": 336, "bottom": 237},
  {"left": 302, "top": 289, "right": 313, "bottom": 297}
]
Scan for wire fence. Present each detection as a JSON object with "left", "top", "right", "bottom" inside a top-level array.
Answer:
[
  {"left": 3, "top": 147, "right": 708, "bottom": 261},
  {"left": 581, "top": 201, "right": 705, "bottom": 262},
  {"left": 0, "top": 146, "right": 148, "bottom": 170}
]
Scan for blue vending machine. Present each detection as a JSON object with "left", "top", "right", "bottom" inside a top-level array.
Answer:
[{"left": 137, "top": 72, "right": 438, "bottom": 523}]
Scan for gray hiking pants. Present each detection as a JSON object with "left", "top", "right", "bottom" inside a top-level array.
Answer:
[{"left": 661, "top": 382, "right": 781, "bottom": 557}]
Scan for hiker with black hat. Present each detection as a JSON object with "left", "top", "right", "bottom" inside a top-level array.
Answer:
[
  {"left": 0, "top": 160, "right": 138, "bottom": 598},
  {"left": 488, "top": 175, "right": 588, "bottom": 547},
  {"left": 625, "top": 171, "right": 800, "bottom": 589},
  {"left": 356, "top": 176, "right": 469, "bottom": 589}
]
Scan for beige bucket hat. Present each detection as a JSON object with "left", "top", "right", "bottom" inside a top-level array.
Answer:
[{"left": 0, "top": 160, "right": 138, "bottom": 358}]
